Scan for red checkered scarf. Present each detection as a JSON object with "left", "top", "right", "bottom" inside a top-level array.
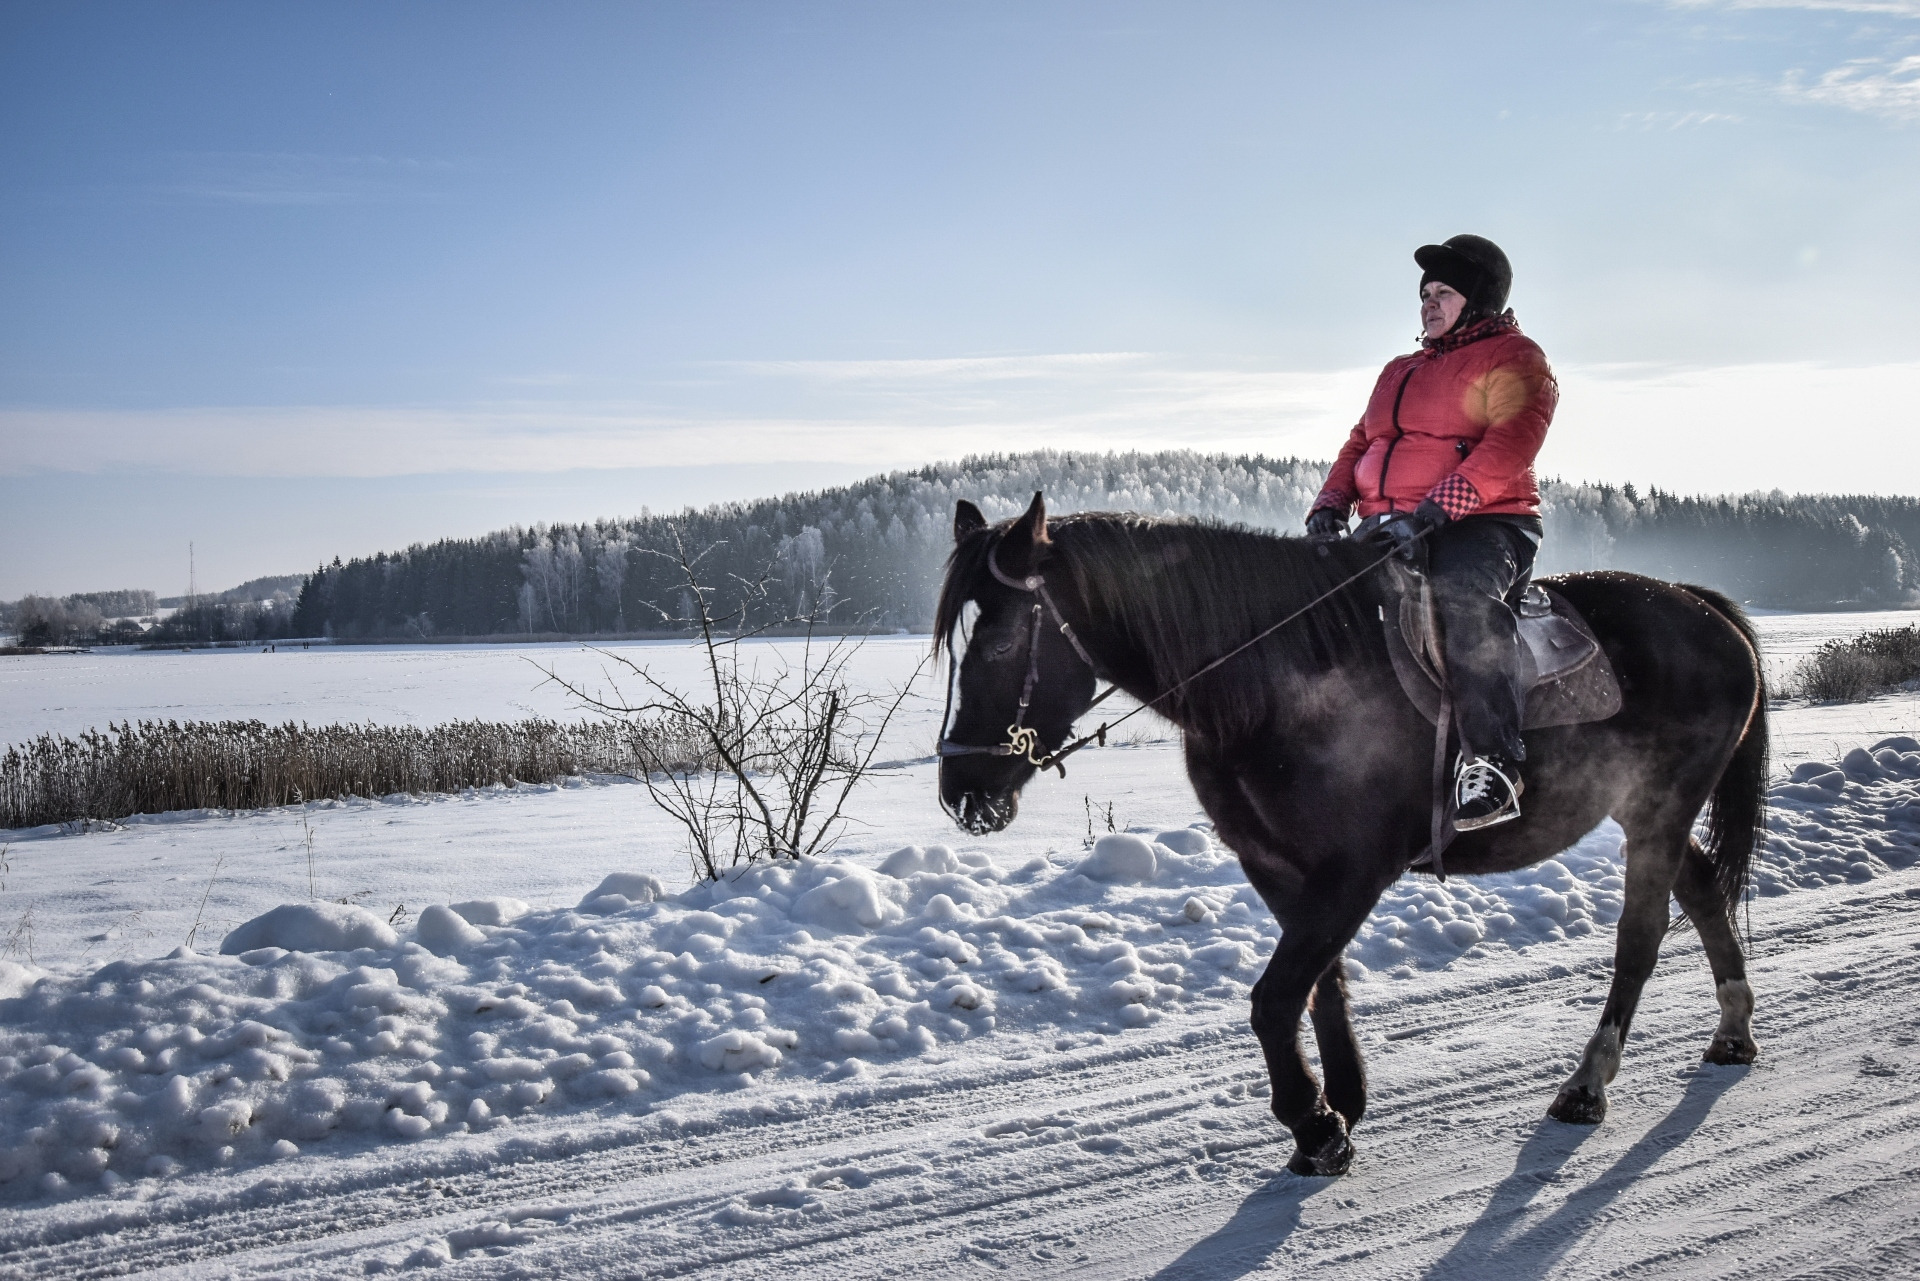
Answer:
[{"left": 1420, "top": 308, "right": 1519, "bottom": 357}]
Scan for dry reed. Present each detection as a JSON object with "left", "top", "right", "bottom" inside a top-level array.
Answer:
[
  {"left": 0, "top": 717, "right": 716, "bottom": 830},
  {"left": 1787, "top": 625, "right": 1920, "bottom": 702}
]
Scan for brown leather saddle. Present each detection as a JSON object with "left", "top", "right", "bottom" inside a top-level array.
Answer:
[{"left": 1381, "top": 570, "right": 1623, "bottom": 731}]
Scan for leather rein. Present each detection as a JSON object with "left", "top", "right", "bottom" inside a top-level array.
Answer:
[{"left": 937, "top": 533, "right": 1418, "bottom": 779}]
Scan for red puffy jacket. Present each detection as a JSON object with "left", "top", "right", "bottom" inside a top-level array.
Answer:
[{"left": 1311, "top": 314, "right": 1557, "bottom": 522}]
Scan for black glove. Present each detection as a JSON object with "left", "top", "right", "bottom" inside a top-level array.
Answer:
[
  {"left": 1363, "top": 499, "right": 1449, "bottom": 563},
  {"left": 1305, "top": 508, "right": 1347, "bottom": 542}
]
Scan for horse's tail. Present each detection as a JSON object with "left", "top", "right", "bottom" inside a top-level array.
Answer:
[{"left": 1679, "top": 582, "right": 1769, "bottom": 918}]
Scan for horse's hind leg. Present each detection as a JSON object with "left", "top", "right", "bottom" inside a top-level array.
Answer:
[
  {"left": 1549, "top": 820, "right": 1688, "bottom": 1125},
  {"left": 1672, "top": 837, "right": 1758, "bottom": 1065}
]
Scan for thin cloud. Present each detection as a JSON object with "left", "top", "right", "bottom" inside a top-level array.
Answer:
[
  {"left": 1781, "top": 54, "right": 1920, "bottom": 119},
  {"left": 6, "top": 360, "right": 1919, "bottom": 497},
  {"left": 1671, "top": 1, "right": 1920, "bottom": 14},
  {"left": 0, "top": 359, "right": 1376, "bottom": 479},
  {"left": 714, "top": 352, "right": 1153, "bottom": 382},
  {"left": 1612, "top": 110, "right": 1745, "bottom": 129}
]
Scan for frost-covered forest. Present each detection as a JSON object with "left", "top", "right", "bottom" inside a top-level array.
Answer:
[
  {"left": 278, "top": 452, "right": 1920, "bottom": 639},
  {"left": 10, "top": 453, "right": 1913, "bottom": 645}
]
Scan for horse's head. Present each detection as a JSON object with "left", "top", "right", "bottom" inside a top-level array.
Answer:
[{"left": 936, "top": 492, "right": 1099, "bottom": 834}]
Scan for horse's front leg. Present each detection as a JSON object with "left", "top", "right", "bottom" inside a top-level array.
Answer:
[
  {"left": 1246, "top": 867, "right": 1392, "bottom": 1176},
  {"left": 1309, "top": 964, "right": 1367, "bottom": 1131}
]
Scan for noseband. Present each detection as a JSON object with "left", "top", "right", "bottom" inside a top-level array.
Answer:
[{"left": 936, "top": 543, "right": 1113, "bottom": 777}]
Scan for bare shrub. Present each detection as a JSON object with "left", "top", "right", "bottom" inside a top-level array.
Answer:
[
  {"left": 1787, "top": 625, "right": 1920, "bottom": 702},
  {"left": 547, "top": 531, "right": 925, "bottom": 881},
  {"left": 0, "top": 717, "right": 714, "bottom": 830}
]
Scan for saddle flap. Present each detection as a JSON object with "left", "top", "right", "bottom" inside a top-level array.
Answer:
[
  {"left": 1383, "top": 580, "right": 1622, "bottom": 731},
  {"left": 1519, "top": 610, "right": 1599, "bottom": 684}
]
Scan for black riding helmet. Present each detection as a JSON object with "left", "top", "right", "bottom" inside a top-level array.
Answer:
[{"left": 1415, "top": 234, "right": 1512, "bottom": 329}]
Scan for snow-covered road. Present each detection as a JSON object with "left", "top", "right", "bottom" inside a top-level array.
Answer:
[{"left": 4, "top": 866, "right": 1916, "bottom": 1279}]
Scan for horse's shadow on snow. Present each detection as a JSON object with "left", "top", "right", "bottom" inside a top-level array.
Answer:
[
  {"left": 1421, "top": 1064, "right": 1748, "bottom": 1280},
  {"left": 1147, "top": 1172, "right": 1325, "bottom": 1281},
  {"left": 1147, "top": 1066, "right": 1744, "bottom": 1281}
]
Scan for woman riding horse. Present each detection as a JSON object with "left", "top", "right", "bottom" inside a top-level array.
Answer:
[{"left": 1306, "top": 234, "right": 1553, "bottom": 831}]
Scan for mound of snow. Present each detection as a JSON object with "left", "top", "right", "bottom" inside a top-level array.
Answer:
[
  {"left": 1749, "top": 736, "right": 1920, "bottom": 893},
  {"left": 878, "top": 845, "right": 962, "bottom": 877},
  {"left": 450, "top": 897, "right": 530, "bottom": 927},
  {"left": 219, "top": 903, "right": 400, "bottom": 956},
  {"left": 1155, "top": 828, "right": 1213, "bottom": 857},
  {"left": 1082, "top": 833, "right": 1158, "bottom": 883},
  {"left": 415, "top": 905, "right": 486, "bottom": 956},
  {"left": 792, "top": 864, "right": 904, "bottom": 930},
  {"left": 4, "top": 745, "right": 1917, "bottom": 1201},
  {"left": 578, "top": 872, "right": 666, "bottom": 913},
  {"left": 0, "top": 961, "right": 43, "bottom": 1001}
]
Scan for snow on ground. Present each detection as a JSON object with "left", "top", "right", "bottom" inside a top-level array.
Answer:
[
  {"left": 0, "top": 738, "right": 1917, "bottom": 1276},
  {"left": 0, "top": 741, "right": 1203, "bottom": 975},
  {"left": 1, "top": 618, "right": 1918, "bottom": 1275}
]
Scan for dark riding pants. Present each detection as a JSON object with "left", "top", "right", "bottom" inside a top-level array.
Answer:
[{"left": 1428, "top": 515, "right": 1539, "bottom": 763}]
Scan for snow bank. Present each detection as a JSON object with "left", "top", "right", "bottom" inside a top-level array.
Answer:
[
  {"left": 1753, "top": 736, "right": 1920, "bottom": 891},
  {"left": 4, "top": 741, "right": 1918, "bottom": 1201},
  {"left": 219, "top": 903, "right": 400, "bottom": 955}
]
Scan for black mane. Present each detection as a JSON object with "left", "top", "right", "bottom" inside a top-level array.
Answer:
[{"left": 936, "top": 510, "right": 1392, "bottom": 726}]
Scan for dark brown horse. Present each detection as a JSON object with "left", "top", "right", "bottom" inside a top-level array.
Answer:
[{"left": 935, "top": 494, "right": 1767, "bottom": 1176}]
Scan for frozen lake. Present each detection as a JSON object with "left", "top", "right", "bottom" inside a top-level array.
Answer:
[
  {"left": 0, "top": 635, "right": 947, "bottom": 752},
  {"left": 2, "top": 608, "right": 1915, "bottom": 748}
]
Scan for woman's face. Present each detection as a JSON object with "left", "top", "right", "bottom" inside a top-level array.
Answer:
[{"left": 1420, "top": 281, "right": 1468, "bottom": 339}]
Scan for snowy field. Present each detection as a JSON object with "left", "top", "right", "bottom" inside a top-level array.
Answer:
[{"left": 1, "top": 611, "right": 1918, "bottom": 1277}]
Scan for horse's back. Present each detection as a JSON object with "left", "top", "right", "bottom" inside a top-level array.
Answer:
[{"left": 1538, "top": 570, "right": 1761, "bottom": 701}]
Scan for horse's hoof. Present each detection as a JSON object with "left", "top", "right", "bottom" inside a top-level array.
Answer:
[
  {"left": 1285, "top": 1108, "right": 1352, "bottom": 1176},
  {"left": 1286, "top": 1137, "right": 1353, "bottom": 1177},
  {"left": 1548, "top": 1086, "right": 1607, "bottom": 1125},
  {"left": 1704, "top": 1034, "right": 1758, "bottom": 1066}
]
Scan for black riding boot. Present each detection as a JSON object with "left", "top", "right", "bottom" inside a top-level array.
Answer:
[{"left": 1427, "top": 516, "right": 1539, "bottom": 831}]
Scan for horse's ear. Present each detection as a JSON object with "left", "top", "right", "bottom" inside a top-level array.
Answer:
[
  {"left": 953, "top": 499, "right": 987, "bottom": 543},
  {"left": 998, "top": 491, "right": 1051, "bottom": 574}
]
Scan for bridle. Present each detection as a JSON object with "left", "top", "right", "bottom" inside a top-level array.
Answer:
[
  {"left": 936, "top": 543, "right": 1115, "bottom": 778},
  {"left": 937, "top": 528, "right": 1423, "bottom": 780}
]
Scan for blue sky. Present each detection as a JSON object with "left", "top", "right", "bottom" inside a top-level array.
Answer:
[{"left": 3, "top": 0, "right": 1918, "bottom": 596}]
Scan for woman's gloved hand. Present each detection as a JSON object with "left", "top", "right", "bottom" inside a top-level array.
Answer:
[
  {"left": 1305, "top": 508, "right": 1348, "bottom": 542},
  {"left": 1364, "top": 499, "right": 1449, "bottom": 562}
]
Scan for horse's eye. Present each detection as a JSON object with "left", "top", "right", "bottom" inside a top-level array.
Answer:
[{"left": 991, "top": 640, "right": 1014, "bottom": 658}]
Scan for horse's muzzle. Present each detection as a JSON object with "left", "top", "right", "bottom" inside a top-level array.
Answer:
[{"left": 948, "top": 790, "right": 1018, "bottom": 835}]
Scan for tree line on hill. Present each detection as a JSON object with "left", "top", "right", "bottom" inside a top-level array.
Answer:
[
  {"left": 8, "top": 452, "right": 1913, "bottom": 647},
  {"left": 283, "top": 452, "right": 1920, "bottom": 641}
]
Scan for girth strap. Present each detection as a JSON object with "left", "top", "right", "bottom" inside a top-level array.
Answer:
[{"left": 1410, "top": 573, "right": 1458, "bottom": 880}]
